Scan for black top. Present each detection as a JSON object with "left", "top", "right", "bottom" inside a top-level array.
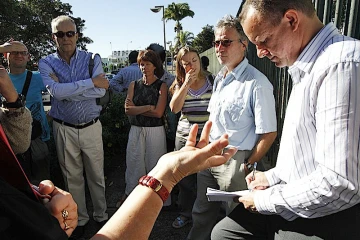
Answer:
[{"left": 128, "top": 79, "right": 164, "bottom": 127}]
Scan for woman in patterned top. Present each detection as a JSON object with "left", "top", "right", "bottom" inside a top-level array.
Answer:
[
  {"left": 121, "top": 50, "right": 168, "bottom": 206},
  {"left": 169, "top": 46, "right": 213, "bottom": 228}
]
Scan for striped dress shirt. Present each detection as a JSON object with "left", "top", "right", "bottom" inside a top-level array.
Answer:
[
  {"left": 38, "top": 49, "right": 106, "bottom": 124},
  {"left": 255, "top": 23, "right": 360, "bottom": 221}
]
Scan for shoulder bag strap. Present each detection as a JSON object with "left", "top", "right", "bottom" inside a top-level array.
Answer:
[{"left": 21, "top": 71, "right": 33, "bottom": 99}]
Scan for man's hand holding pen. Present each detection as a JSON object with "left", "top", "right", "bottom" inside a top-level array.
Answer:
[{"left": 236, "top": 163, "right": 270, "bottom": 213}]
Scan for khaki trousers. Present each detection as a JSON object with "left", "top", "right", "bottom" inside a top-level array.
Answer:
[
  {"left": 187, "top": 150, "right": 252, "bottom": 240},
  {"left": 53, "top": 120, "right": 108, "bottom": 226}
]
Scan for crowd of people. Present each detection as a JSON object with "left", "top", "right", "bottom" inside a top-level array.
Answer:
[{"left": 1, "top": 0, "right": 360, "bottom": 239}]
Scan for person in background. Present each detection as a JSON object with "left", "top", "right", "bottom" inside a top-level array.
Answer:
[
  {"left": 38, "top": 15, "right": 109, "bottom": 237},
  {"left": 110, "top": 50, "right": 142, "bottom": 94},
  {"left": 0, "top": 65, "right": 78, "bottom": 238},
  {"left": 211, "top": 0, "right": 360, "bottom": 239},
  {"left": 120, "top": 50, "right": 168, "bottom": 207},
  {"left": 146, "top": 43, "right": 175, "bottom": 88},
  {"left": 169, "top": 46, "right": 213, "bottom": 228},
  {"left": 200, "top": 56, "right": 215, "bottom": 83},
  {"left": 187, "top": 14, "right": 277, "bottom": 240},
  {"left": 146, "top": 43, "right": 178, "bottom": 154},
  {"left": 0, "top": 40, "right": 50, "bottom": 183}
]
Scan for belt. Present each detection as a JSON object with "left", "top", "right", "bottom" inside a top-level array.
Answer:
[{"left": 53, "top": 117, "right": 99, "bottom": 129}]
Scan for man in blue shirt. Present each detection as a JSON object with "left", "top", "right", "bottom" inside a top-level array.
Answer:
[
  {"left": 187, "top": 15, "right": 277, "bottom": 240},
  {"left": 110, "top": 50, "right": 142, "bottom": 94},
  {"left": 38, "top": 15, "right": 109, "bottom": 236},
  {"left": 0, "top": 41, "right": 51, "bottom": 183}
]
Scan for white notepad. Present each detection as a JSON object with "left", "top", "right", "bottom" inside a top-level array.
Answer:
[{"left": 206, "top": 187, "right": 250, "bottom": 202}]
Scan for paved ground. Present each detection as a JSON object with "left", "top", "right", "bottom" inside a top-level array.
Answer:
[{"left": 51, "top": 153, "right": 191, "bottom": 240}]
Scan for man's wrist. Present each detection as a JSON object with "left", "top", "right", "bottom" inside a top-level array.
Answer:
[{"left": 244, "top": 159, "right": 254, "bottom": 171}]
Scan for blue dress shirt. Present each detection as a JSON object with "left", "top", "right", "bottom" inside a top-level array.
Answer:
[
  {"left": 38, "top": 49, "right": 106, "bottom": 124},
  {"left": 208, "top": 58, "right": 277, "bottom": 150}
]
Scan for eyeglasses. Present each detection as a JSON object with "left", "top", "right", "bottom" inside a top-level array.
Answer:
[
  {"left": 53, "top": 31, "right": 77, "bottom": 38},
  {"left": 10, "top": 51, "right": 29, "bottom": 56},
  {"left": 212, "top": 39, "right": 243, "bottom": 48}
]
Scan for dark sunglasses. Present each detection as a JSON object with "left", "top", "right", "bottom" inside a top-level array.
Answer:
[
  {"left": 53, "top": 31, "right": 77, "bottom": 38},
  {"left": 212, "top": 39, "right": 240, "bottom": 48}
]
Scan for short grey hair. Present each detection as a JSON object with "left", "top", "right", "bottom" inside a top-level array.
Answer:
[
  {"left": 51, "top": 15, "right": 76, "bottom": 33},
  {"left": 215, "top": 14, "right": 248, "bottom": 42}
]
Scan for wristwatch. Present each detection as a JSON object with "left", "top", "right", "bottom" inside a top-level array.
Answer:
[
  {"left": 2, "top": 94, "right": 25, "bottom": 109},
  {"left": 244, "top": 159, "right": 254, "bottom": 172}
]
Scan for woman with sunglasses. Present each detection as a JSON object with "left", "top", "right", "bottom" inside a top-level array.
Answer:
[
  {"left": 169, "top": 46, "right": 213, "bottom": 229},
  {"left": 123, "top": 50, "right": 168, "bottom": 206}
]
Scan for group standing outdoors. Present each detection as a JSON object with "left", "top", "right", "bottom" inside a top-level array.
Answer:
[{"left": 1, "top": 0, "right": 360, "bottom": 239}]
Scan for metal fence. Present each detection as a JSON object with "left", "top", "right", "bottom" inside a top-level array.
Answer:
[{"left": 237, "top": 0, "right": 360, "bottom": 166}]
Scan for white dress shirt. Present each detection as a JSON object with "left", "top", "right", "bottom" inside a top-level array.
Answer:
[{"left": 255, "top": 23, "right": 360, "bottom": 221}]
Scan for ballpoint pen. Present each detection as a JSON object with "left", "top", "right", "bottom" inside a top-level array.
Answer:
[{"left": 251, "top": 162, "right": 257, "bottom": 181}]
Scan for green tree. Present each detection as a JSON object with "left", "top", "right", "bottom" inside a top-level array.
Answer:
[
  {"left": 0, "top": 0, "right": 92, "bottom": 70},
  {"left": 192, "top": 24, "right": 214, "bottom": 53},
  {"left": 164, "top": 2, "right": 195, "bottom": 37},
  {"left": 174, "top": 30, "right": 194, "bottom": 50}
]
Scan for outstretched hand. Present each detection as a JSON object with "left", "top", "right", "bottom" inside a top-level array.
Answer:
[{"left": 149, "top": 121, "right": 237, "bottom": 191}]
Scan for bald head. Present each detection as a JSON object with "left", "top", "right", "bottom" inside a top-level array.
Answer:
[{"left": 239, "top": 0, "right": 316, "bottom": 26}]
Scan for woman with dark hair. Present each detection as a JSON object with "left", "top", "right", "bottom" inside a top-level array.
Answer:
[
  {"left": 169, "top": 46, "right": 213, "bottom": 228},
  {"left": 121, "top": 50, "right": 168, "bottom": 205}
]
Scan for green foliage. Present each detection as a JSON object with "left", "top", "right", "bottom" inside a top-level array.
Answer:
[
  {"left": 192, "top": 25, "right": 214, "bottom": 53},
  {"left": 99, "top": 93, "right": 130, "bottom": 158},
  {"left": 0, "top": 0, "right": 92, "bottom": 70},
  {"left": 174, "top": 31, "right": 194, "bottom": 50}
]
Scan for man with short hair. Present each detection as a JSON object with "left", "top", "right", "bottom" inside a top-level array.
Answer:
[
  {"left": 187, "top": 14, "right": 277, "bottom": 240},
  {"left": 0, "top": 41, "right": 50, "bottom": 183},
  {"left": 39, "top": 15, "right": 109, "bottom": 236},
  {"left": 110, "top": 50, "right": 142, "bottom": 93},
  {"left": 211, "top": 1, "right": 360, "bottom": 239}
]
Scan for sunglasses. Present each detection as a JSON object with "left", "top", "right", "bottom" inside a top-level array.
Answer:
[
  {"left": 212, "top": 39, "right": 242, "bottom": 48},
  {"left": 10, "top": 51, "right": 29, "bottom": 56},
  {"left": 53, "top": 31, "right": 77, "bottom": 38}
]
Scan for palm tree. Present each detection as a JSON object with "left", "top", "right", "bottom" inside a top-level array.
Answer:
[
  {"left": 174, "top": 30, "right": 194, "bottom": 50},
  {"left": 164, "top": 2, "right": 195, "bottom": 36}
]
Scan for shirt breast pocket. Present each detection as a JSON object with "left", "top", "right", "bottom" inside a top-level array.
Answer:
[{"left": 224, "top": 97, "right": 246, "bottom": 123}]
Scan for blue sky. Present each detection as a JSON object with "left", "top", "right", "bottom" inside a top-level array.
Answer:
[{"left": 63, "top": 0, "right": 243, "bottom": 58}]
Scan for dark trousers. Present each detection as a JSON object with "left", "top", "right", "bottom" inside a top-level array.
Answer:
[{"left": 211, "top": 203, "right": 360, "bottom": 240}]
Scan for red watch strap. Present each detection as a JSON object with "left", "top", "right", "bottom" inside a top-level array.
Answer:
[{"left": 139, "top": 175, "right": 169, "bottom": 203}]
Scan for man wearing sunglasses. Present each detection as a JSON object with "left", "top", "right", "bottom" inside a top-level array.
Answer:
[
  {"left": 0, "top": 41, "right": 51, "bottom": 184},
  {"left": 38, "top": 15, "right": 109, "bottom": 237},
  {"left": 187, "top": 15, "right": 277, "bottom": 240}
]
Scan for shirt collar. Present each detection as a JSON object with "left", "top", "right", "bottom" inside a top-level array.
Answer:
[
  {"left": 289, "top": 23, "right": 339, "bottom": 83},
  {"left": 55, "top": 48, "right": 79, "bottom": 63},
  {"left": 219, "top": 57, "right": 248, "bottom": 82}
]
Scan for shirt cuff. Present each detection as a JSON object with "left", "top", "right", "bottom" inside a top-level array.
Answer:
[
  {"left": 254, "top": 188, "right": 277, "bottom": 215},
  {"left": 264, "top": 167, "right": 281, "bottom": 186}
]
